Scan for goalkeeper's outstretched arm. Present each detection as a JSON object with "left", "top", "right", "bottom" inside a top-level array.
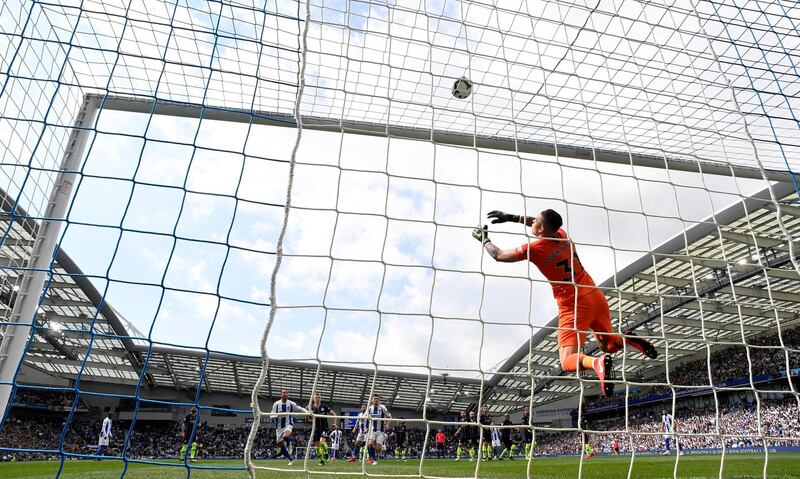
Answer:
[
  {"left": 471, "top": 224, "right": 522, "bottom": 263},
  {"left": 487, "top": 210, "right": 535, "bottom": 227}
]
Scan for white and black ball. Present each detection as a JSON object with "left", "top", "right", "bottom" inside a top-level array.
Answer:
[{"left": 451, "top": 77, "right": 473, "bottom": 99}]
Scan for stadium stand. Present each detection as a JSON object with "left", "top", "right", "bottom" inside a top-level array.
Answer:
[
  {"left": 585, "top": 325, "right": 800, "bottom": 410},
  {"left": 538, "top": 395, "right": 800, "bottom": 455},
  {"left": 0, "top": 407, "right": 438, "bottom": 461},
  {"left": 2, "top": 370, "right": 797, "bottom": 461},
  {"left": 484, "top": 183, "right": 800, "bottom": 413}
]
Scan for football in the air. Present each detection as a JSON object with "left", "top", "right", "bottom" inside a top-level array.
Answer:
[{"left": 452, "top": 77, "right": 473, "bottom": 99}]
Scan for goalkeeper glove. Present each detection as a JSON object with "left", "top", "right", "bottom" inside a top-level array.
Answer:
[
  {"left": 487, "top": 210, "right": 520, "bottom": 224},
  {"left": 472, "top": 225, "right": 490, "bottom": 245}
]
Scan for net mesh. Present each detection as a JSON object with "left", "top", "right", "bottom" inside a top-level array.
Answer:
[{"left": 0, "top": 0, "right": 798, "bottom": 477}]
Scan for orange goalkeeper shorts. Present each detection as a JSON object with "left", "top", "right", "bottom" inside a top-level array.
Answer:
[{"left": 557, "top": 287, "right": 613, "bottom": 348}]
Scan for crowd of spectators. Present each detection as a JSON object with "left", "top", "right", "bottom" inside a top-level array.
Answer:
[
  {"left": 587, "top": 326, "right": 800, "bottom": 409},
  {"left": 0, "top": 409, "right": 450, "bottom": 462},
  {"left": 2, "top": 393, "right": 797, "bottom": 461},
  {"left": 10, "top": 389, "right": 89, "bottom": 410},
  {"left": 2, "top": 327, "right": 799, "bottom": 462},
  {"left": 0, "top": 415, "right": 307, "bottom": 461},
  {"left": 537, "top": 396, "right": 800, "bottom": 455}
]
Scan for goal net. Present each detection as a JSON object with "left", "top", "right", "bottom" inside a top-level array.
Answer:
[{"left": 0, "top": 0, "right": 799, "bottom": 477}]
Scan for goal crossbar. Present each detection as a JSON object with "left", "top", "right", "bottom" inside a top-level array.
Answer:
[{"left": 85, "top": 94, "right": 793, "bottom": 182}]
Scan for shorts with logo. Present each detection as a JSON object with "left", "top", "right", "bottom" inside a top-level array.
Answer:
[{"left": 275, "top": 426, "right": 293, "bottom": 442}]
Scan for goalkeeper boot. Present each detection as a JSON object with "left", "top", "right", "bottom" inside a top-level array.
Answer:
[
  {"left": 593, "top": 353, "right": 614, "bottom": 397},
  {"left": 623, "top": 330, "right": 658, "bottom": 359}
]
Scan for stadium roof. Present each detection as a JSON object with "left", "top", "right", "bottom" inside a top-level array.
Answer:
[
  {"left": 4, "top": 176, "right": 798, "bottom": 416},
  {"left": 486, "top": 181, "right": 800, "bottom": 412},
  {"left": 0, "top": 186, "right": 482, "bottom": 413},
  {"left": 0, "top": 188, "right": 148, "bottom": 385}
]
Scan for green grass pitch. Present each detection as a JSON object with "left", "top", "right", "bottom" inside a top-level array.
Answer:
[{"left": 2, "top": 454, "right": 800, "bottom": 479}]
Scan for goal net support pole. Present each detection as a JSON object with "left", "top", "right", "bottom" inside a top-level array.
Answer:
[{"left": 0, "top": 96, "right": 98, "bottom": 420}]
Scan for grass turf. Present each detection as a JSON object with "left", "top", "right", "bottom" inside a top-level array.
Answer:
[{"left": 2, "top": 454, "right": 799, "bottom": 479}]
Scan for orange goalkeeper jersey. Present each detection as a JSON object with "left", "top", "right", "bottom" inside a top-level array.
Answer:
[{"left": 514, "top": 228, "right": 596, "bottom": 308}]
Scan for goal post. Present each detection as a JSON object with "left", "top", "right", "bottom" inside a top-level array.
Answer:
[
  {"left": 87, "top": 93, "right": 794, "bottom": 183},
  {"left": 0, "top": 97, "right": 98, "bottom": 420}
]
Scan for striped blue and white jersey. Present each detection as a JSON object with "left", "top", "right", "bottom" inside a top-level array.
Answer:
[
  {"left": 100, "top": 417, "right": 112, "bottom": 439},
  {"left": 491, "top": 427, "right": 500, "bottom": 443},
  {"left": 272, "top": 399, "right": 307, "bottom": 429},
  {"left": 367, "top": 404, "right": 391, "bottom": 432},
  {"left": 330, "top": 429, "right": 342, "bottom": 448},
  {"left": 662, "top": 413, "right": 673, "bottom": 433},
  {"left": 356, "top": 412, "right": 369, "bottom": 434}
]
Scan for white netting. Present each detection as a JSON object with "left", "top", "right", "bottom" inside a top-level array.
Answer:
[{"left": 0, "top": 0, "right": 798, "bottom": 478}]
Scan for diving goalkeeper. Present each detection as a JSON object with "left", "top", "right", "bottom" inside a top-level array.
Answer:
[{"left": 472, "top": 209, "right": 657, "bottom": 395}]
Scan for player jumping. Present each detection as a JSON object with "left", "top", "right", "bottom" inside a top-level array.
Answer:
[
  {"left": 271, "top": 389, "right": 309, "bottom": 465},
  {"left": 472, "top": 209, "right": 658, "bottom": 395}
]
